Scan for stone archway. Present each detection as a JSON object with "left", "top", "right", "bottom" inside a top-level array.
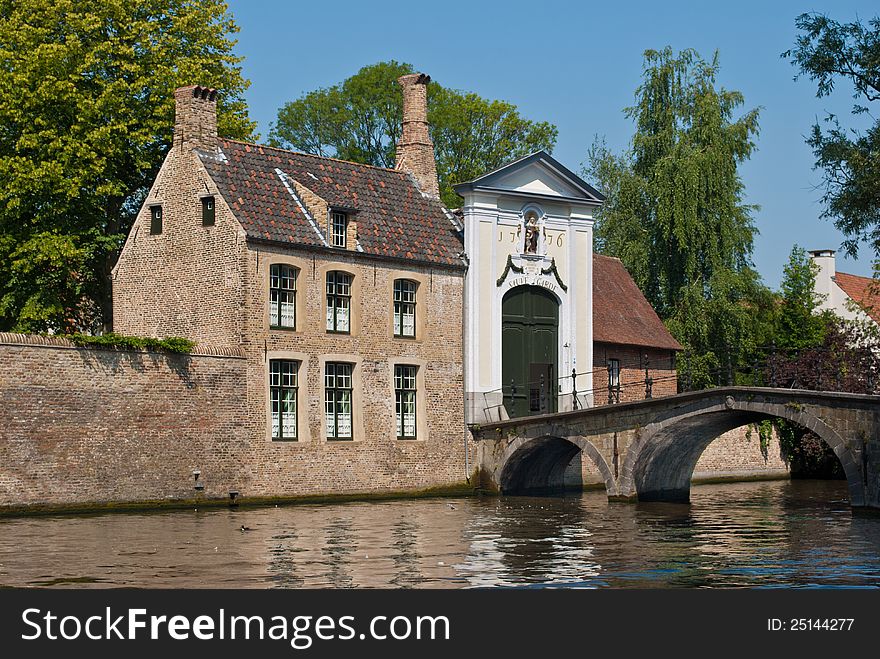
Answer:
[
  {"left": 497, "top": 435, "right": 616, "bottom": 495},
  {"left": 619, "top": 399, "right": 863, "bottom": 506}
]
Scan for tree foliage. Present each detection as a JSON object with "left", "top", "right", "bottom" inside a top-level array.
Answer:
[
  {"left": 760, "top": 255, "right": 878, "bottom": 478},
  {"left": 764, "top": 316, "right": 880, "bottom": 477},
  {"left": 268, "top": 61, "right": 558, "bottom": 207},
  {"left": 784, "top": 13, "right": 880, "bottom": 257},
  {"left": 776, "top": 245, "right": 830, "bottom": 349},
  {"left": 0, "top": 0, "right": 255, "bottom": 333},
  {"left": 586, "top": 47, "right": 769, "bottom": 382}
]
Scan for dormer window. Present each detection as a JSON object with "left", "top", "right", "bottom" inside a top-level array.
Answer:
[
  {"left": 201, "top": 196, "right": 215, "bottom": 226},
  {"left": 331, "top": 210, "right": 347, "bottom": 248},
  {"left": 149, "top": 205, "right": 163, "bottom": 235}
]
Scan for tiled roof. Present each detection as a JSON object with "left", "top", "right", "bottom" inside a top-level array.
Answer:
[
  {"left": 835, "top": 271, "right": 880, "bottom": 324},
  {"left": 593, "top": 254, "right": 682, "bottom": 351},
  {"left": 200, "top": 139, "right": 464, "bottom": 268}
]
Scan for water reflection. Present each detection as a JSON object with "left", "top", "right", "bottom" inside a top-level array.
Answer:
[
  {"left": 456, "top": 498, "right": 601, "bottom": 587},
  {"left": 0, "top": 480, "right": 878, "bottom": 588},
  {"left": 389, "top": 517, "right": 424, "bottom": 588}
]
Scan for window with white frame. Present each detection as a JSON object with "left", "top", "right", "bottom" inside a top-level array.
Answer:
[
  {"left": 394, "top": 364, "right": 417, "bottom": 440},
  {"left": 393, "top": 279, "right": 417, "bottom": 338},
  {"left": 331, "top": 211, "right": 347, "bottom": 248},
  {"left": 325, "top": 362, "right": 353, "bottom": 440},
  {"left": 326, "top": 271, "right": 352, "bottom": 333},
  {"left": 269, "top": 264, "right": 297, "bottom": 329},
  {"left": 270, "top": 359, "right": 298, "bottom": 440}
]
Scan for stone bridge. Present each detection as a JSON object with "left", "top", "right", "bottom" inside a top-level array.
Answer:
[{"left": 470, "top": 387, "right": 880, "bottom": 510}]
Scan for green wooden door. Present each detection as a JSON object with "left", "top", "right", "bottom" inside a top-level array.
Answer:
[{"left": 502, "top": 286, "right": 559, "bottom": 418}]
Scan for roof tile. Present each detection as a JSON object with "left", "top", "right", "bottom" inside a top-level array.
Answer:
[
  {"left": 593, "top": 255, "right": 682, "bottom": 350},
  {"left": 200, "top": 139, "right": 464, "bottom": 267},
  {"left": 835, "top": 271, "right": 880, "bottom": 324}
]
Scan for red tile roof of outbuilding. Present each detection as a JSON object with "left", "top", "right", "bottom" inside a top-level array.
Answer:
[
  {"left": 835, "top": 271, "right": 880, "bottom": 324},
  {"left": 200, "top": 139, "right": 464, "bottom": 268},
  {"left": 593, "top": 254, "right": 682, "bottom": 350}
]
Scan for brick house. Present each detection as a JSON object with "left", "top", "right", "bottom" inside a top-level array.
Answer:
[
  {"left": 111, "top": 74, "right": 682, "bottom": 497},
  {"left": 113, "top": 80, "right": 471, "bottom": 495}
]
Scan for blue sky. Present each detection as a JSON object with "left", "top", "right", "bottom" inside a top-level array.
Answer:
[{"left": 226, "top": 0, "right": 877, "bottom": 288}]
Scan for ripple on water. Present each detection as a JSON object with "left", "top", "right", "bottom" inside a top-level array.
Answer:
[{"left": 0, "top": 480, "right": 879, "bottom": 588}]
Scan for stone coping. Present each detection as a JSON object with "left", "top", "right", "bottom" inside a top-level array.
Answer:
[
  {"left": 472, "top": 385, "right": 880, "bottom": 434},
  {"left": 0, "top": 332, "right": 245, "bottom": 358}
]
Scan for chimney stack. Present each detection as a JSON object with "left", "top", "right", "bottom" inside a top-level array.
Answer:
[
  {"left": 395, "top": 73, "right": 440, "bottom": 198},
  {"left": 809, "top": 249, "right": 836, "bottom": 296},
  {"left": 173, "top": 85, "right": 218, "bottom": 151}
]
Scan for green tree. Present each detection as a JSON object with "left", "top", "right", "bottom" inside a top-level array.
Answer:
[
  {"left": 0, "top": 0, "right": 255, "bottom": 333},
  {"left": 586, "top": 47, "right": 769, "bottom": 384},
  {"left": 269, "top": 61, "right": 558, "bottom": 207},
  {"left": 776, "top": 245, "right": 829, "bottom": 350},
  {"left": 784, "top": 13, "right": 880, "bottom": 257}
]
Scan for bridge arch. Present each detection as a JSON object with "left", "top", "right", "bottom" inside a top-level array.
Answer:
[
  {"left": 619, "top": 397, "right": 863, "bottom": 505},
  {"left": 498, "top": 435, "right": 615, "bottom": 495}
]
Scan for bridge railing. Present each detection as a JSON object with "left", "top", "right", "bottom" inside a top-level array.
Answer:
[{"left": 481, "top": 342, "right": 880, "bottom": 421}]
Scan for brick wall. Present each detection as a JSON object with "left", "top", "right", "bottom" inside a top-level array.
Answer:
[
  {"left": 238, "top": 244, "right": 473, "bottom": 495},
  {"left": 692, "top": 426, "right": 788, "bottom": 481},
  {"left": 0, "top": 335, "right": 248, "bottom": 508},
  {"left": 593, "top": 343, "right": 678, "bottom": 403},
  {"left": 112, "top": 145, "right": 245, "bottom": 346},
  {"left": 0, "top": 329, "right": 475, "bottom": 511}
]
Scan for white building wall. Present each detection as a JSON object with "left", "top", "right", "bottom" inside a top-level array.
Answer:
[
  {"left": 810, "top": 250, "right": 874, "bottom": 325},
  {"left": 463, "top": 189, "right": 598, "bottom": 423}
]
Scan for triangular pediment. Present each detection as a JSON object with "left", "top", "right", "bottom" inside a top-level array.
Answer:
[{"left": 453, "top": 151, "right": 605, "bottom": 203}]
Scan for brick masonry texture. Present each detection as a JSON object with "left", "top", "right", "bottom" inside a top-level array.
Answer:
[
  {"left": 396, "top": 73, "right": 440, "bottom": 198},
  {"left": 593, "top": 344, "right": 679, "bottom": 402},
  {"left": 234, "top": 243, "right": 472, "bottom": 496},
  {"left": 112, "top": 145, "right": 246, "bottom": 347},
  {"left": 0, "top": 320, "right": 473, "bottom": 509},
  {"left": 0, "top": 338, "right": 249, "bottom": 507}
]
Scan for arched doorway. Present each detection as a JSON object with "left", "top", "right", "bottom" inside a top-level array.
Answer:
[{"left": 502, "top": 286, "right": 559, "bottom": 418}]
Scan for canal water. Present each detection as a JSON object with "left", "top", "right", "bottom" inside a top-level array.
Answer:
[{"left": 1, "top": 480, "right": 878, "bottom": 588}]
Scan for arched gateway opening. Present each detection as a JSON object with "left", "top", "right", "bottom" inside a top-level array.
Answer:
[{"left": 502, "top": 286, "right": 559, "bottom": 418}]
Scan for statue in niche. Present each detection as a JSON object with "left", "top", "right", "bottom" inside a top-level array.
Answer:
[{"left": 523, "top": 210, "right": 540, "bottom": 254}]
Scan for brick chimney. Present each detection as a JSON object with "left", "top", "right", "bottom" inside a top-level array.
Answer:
[
  {"left": 395, "top": 73, "right": 440, "bottom": 198},
  {"left": 173, "top": 85, "right": 218, "bottom": 151}
]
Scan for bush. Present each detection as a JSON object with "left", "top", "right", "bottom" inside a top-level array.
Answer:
[{"left": 66, "top": 332, "right": 195, "bottom": 354}]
